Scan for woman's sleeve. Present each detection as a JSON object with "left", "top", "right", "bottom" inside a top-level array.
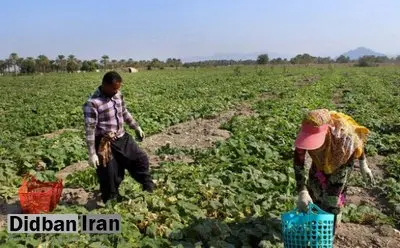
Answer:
[{"left": 294, "top": 147, "right": 309, "bottom": 193}]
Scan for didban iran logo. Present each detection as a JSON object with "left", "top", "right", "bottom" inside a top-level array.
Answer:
[{"left": 7, "top": 214, "right": 121, "bottom": 234}]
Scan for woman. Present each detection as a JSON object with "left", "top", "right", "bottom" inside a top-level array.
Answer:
[{"left": 293, "top": 109, "right": 374, "bottom": 234}]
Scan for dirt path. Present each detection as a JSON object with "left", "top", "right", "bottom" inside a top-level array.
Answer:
[
  {"left": 331, "top": 87, "right": 349, "bottom": 110},
  {"left": 335, "top": 223, "right": 400, "bottom": 248},
  {"left": 140, "top": 102, "right": 256, "bottom": 166}
]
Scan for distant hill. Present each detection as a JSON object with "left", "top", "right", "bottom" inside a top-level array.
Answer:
[{"left": 341, "top": 47, "right": 386, "bottom": 60}]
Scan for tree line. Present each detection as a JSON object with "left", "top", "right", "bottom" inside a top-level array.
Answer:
[
  {"left": 0, "top": 53, "right": 183, "bottom": 74},
  {"left": 1, "top": 52, "right": 400, "bottom": 75},
  {"left": 180, "top": 54, "right": 400, "bottom": 68}
]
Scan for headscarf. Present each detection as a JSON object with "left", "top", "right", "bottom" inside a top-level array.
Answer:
[{"left": 301, "top": 109, "right": 369, "bottom": 174}]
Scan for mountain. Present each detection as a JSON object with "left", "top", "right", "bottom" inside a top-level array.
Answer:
[
  {"left": 181, "top": 52, "right": 293, "bottom": 63},
  {"left": 340, "top": 47, "right": 386, "bottom": 60}
]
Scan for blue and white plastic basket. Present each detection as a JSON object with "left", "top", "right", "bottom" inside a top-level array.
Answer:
[{"left": 281, "top": 203, "right": 335, "bottom": 248}]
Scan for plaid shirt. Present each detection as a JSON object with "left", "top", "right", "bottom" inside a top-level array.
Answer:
[{"left": 83, "top": 87, "right": 138, "bottom": 155}]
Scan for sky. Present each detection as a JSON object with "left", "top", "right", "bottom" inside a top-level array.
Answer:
[{"left": 2, "top": 0, "right": 400, "bottom": 61}]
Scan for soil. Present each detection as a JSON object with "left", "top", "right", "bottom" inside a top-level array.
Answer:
[
  {"left": 335, "top": 223, "right": 400, "bottom": 248},
  {"left": 40, "top": 128, "right": 80, "bottom": 139},
  {"left": 140, "top": 101, "right": 257, "bottom": 167},
  {"left": 333, "top": 155, "right": 400, "bottom": 248},
  {"left": 295, "top": 76, "right": 320, "bottom": 87},
  {"left": 55, "top": 161, "right": 89, "bottom": 180}
]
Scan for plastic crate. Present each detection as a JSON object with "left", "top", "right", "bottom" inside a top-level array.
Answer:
[
  {"left": 18, "top": 175, "right": 63, "bottom": 214},
  {"left": 281, "top": 203, "right": 335, "bottom": 248}
]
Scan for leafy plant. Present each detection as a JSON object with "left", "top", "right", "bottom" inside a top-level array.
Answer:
[
  {"left": 64, "top": 167, "right": 98, "bottom": 190},
  {"left": 342, "top": 204, "right": 394, "bottom": 225}
]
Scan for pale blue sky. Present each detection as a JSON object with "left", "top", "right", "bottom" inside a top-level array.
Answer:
[{"left": 2, "top": 0, "right": 399, "bottom": 61}]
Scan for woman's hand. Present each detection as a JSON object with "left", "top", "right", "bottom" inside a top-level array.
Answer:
[
  {"left": 360, "top": 159, "right": 375, "bottom": 185},
  {"left": 297, "top": 189, "right": 313, "bottom": 212}
]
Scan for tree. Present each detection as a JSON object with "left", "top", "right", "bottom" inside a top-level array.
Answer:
[
  {"left": 36, "top": 55, "right": 50, "bottom": 73},
  {"left": 3, "top": 59, "right": 11, "bottom": 73},
  {"left": 65, "top": 55, "right": 81, "bottom": 72},
  {"left": 17, "top": 58, "right": 24, "bottom": 70},
  {"left": 375, "top": 56, "right": 389, "bottom": 63},
  {"left": 57, "top": 55, "right": 66, "bottom": 72},
  {"left": 111, "top": 59, "right": 118, "bottom": 69},
  {"left": 0, "top": 60, "right": 6, "bottom": 74},
  {"left": 335, "top": 55, "right": 350, "bottom": 63},
  {"left": 174, "top": 59, "right": 182, "bottom": 69},
  {"left": 166, "top": 58, "right": 182, "bottom": 69},
  {"left": 357, "top": 57, "right": 370, "bottom": 67},
  {"left": 20, "top": 57, "right": 36, "bottom": 74},
  {"left": 90, "top": 60, "right": 99, "bottom": 69},
  {"left": 101, "top": 55, "right": 109, "bottom": 70},
  {"left": 270, "top": 58, "right": 284, "bottom": 65},
  {"left": 290, "top": 54, "right": 316, "bottom": 64},
  {"left": 50, "top": 60, "right": 58, "bottom": 72},
  {"left": 81, "top": 60, "right": 97, "bottom": 72},
  {"left": 8, "top": 53, "right": 19, "bottom": 74},
  {"left": 357, "top": 56, "right": 377, "bottom": 67},
  {"left": 67, "top": 60, "right": 80, "bottom": 72},
  {"left": 316, "top": 57, "right": 333, "bottom": 64},
  {"left": 127, "top": 58, "right": 139, "bottom": 68},
  {"left": 166, "top": 58, "right": 174, "bottom": 67},
  {"left": 257, "top": 54, "right": 269, "bottom": 65},
  {"left": 119, "top": 59, "right": 126, "bottom": 68},
  {"left": 68, "top": 55, "right": 76, "bottom": 62},
  {"left": 147, "top": 58, "right": 163, "bottom": 70}
]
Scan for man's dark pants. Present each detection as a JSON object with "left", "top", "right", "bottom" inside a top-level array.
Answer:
[{"left": 94, "top": 132, "right": 154, "bottom": 203}]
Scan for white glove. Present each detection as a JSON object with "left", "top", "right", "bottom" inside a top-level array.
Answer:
[
  {"left": 297, "top": 189, "right": 313, "bottom": 212},
  {"left": 88, "top": 154, "right": 99, "bottom": 168},
  {"left": 360, "top": 159, "right": 375, "bottom": 185},
  {"left": 135, "top": 126, "right": 145, "bottom": 141}
]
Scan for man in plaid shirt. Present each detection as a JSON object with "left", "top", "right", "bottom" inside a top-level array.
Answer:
[{"left": 83, "top": 71, "right": 154, "bottom": 203}]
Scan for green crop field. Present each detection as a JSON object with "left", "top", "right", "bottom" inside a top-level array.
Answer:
[{"left": 0, "top": 66, "right": 399, "bottom": 247}]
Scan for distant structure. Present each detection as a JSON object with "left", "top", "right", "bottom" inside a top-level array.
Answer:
[
  {"left": 5, "top": 65, "right": 21, "bottom": 74},
  {"left": 127, "top": 67, "right": 138, "bottom": 73}
]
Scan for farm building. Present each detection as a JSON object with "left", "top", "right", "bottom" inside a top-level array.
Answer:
[{"left": 128, "top": 67, "right": 138, "bottom": 73}]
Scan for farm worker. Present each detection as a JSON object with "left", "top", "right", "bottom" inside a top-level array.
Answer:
[
  {"left": 83, "top": 71, "right": 154, "bottom": 204},
  {"left": 293, "top": 109, "right": 374, "bottom": 233}
]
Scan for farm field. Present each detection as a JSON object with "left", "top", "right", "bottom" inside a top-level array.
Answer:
[{"left": 0, "top": 66, "right": 399, "bottom": 247}]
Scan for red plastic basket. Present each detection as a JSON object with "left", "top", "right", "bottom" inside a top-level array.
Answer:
[{"left": 18, "top": 175, "right": 63, "bottom": 214}]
